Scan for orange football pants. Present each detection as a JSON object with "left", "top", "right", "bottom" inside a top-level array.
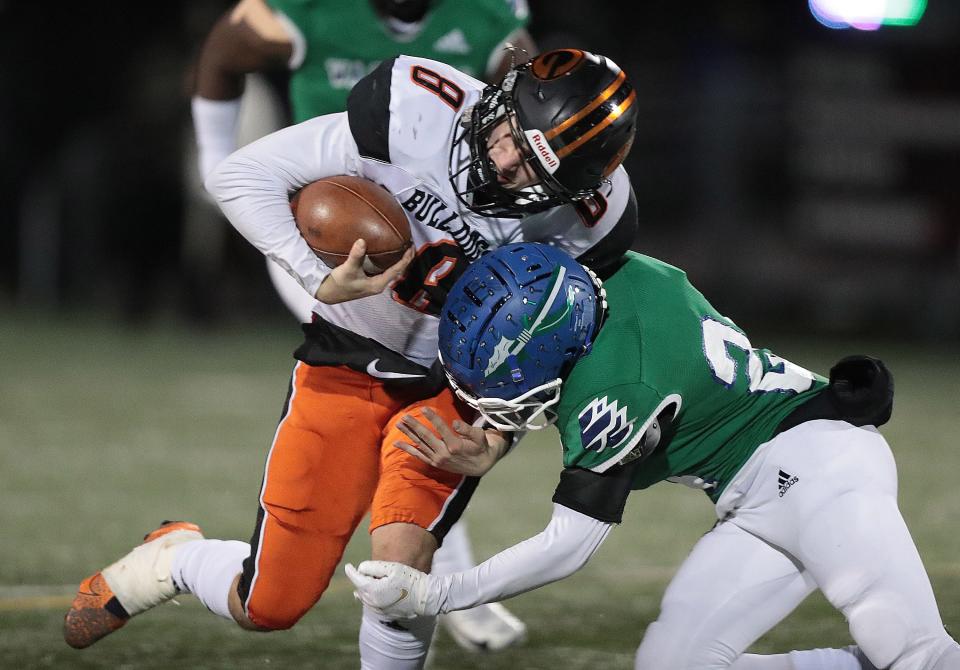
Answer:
[{"left": 237, "top": 362, "right": 477, "bottom": 630}]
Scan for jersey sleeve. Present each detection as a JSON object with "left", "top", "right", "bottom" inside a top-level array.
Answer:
[
  {"left": 348, "top": 55, "right": 482, "bottom": 166},
  {"left": 347, "top": 57, "right": 395, "bottom": 162},
  {"left": 204, "top": 112, "right": 361, "bottom": 297},
  {"left": 560, "top": 383, "right": 681, "bottom": 474}
]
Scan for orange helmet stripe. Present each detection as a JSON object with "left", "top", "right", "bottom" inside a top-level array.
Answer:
[
  {"left": 545, "top": 69, "right": 627, "bottom": 141},
  {"left": 555, "top": 89, "right": 637, "bottom": 159}
]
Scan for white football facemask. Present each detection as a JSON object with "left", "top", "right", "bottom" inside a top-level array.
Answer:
[{"left": 444, "top": 370, "right": 563, "bottom": 431}]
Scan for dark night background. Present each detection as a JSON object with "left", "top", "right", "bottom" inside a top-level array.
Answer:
[{"left": 1, "top": 1, "right": 957, "bottom": 340}]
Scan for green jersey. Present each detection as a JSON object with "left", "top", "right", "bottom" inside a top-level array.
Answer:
[
  {"left": 267, "top": 0, "right": 528, "bottom": 121},
  {"left": 556, "top": 252, "right": 827, "bottom": 502}
]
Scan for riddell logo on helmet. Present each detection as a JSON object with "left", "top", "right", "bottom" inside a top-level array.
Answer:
[{"left": 524, "top": 130, "right": 560, "bottom": 174}]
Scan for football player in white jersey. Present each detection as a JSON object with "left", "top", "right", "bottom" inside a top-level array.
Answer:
[
  {"left": 189, "top": 0, "right": 537, "bottom": 650},
  {"left": 64, "top": 49, "right": 640, "bottom": 668}
]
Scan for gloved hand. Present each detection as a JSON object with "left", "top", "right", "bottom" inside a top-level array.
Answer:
[{"left": 345, "top": 560, "right": 442, "bottom": 618}]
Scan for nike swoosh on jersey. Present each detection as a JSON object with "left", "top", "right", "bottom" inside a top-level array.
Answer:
[{"left": 366, "top": 359, "right": 426, "bottom": 379}]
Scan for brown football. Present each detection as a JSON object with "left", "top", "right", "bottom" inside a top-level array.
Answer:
[{"left": 290, "top": 175, "right": 412, "bottom": 272}]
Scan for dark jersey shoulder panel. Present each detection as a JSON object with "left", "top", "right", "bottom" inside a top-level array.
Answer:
[
  {"left": 575, "top": 182, "right": 638, "bottom": 279},
  {"left": 347, "top": 57, "right": 396, "bottom": 162}
]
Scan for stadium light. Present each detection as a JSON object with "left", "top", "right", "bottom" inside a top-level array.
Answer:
[{"left": 809, "top": 0, "right": 927, "bottom": 30}]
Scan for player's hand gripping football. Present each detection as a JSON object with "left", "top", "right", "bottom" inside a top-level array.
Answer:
[
  {"left": 396, "top": 407, "right": 509, "bottom": 477},
  {"left": 344, "top": 561, "right": 440, "bottom": 618},
  {"left": 314, "top": 239, "right": 414, "bottom": 304}
]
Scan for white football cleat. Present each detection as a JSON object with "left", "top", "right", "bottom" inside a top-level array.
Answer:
[
  {"left": 64, "top": 521, "right": 203, "bottom": 648},
  {"left": 440, "top": 602, "right": 527, "bottom": 652}
]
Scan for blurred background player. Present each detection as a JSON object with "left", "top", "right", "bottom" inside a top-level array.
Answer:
[{"left": 187, "top": 0, "right": 536, "bottom": 652}]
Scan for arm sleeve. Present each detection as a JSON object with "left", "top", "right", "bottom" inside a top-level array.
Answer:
[
  {"left": 204, "top": 112, "right": 360, "bottom": 297},
  {"left": 191, "top": 97, "right": 242, "bottom": 180},
  {"left": 430, "top": 503, "right": 613, "bottom": 613}
]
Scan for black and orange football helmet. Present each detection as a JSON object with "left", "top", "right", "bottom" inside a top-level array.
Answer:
[{"left": 450, "top": 49, "right": 638, "bottom": 217}]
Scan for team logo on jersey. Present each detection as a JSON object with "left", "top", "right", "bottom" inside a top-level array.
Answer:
[
  {"left": 433, "top": 29, "right": 471, "bottom": 54},
  {"left": 484, "top": 266, "right": 574, "bottom": 377},
  {"left": 399, "top": 189, "right": 488, "bottom": 260},
  {"left": 578, "top": 396, "right": 636, "bottom": 453}
]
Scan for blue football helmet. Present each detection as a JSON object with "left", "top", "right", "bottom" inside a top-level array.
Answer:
[{"left": 438, "top": 242, "right": 607, "bottom": 430}]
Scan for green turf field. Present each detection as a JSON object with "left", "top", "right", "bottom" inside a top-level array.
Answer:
[{"left": 2, "top": 312, "right": 958, "bottom": 669}]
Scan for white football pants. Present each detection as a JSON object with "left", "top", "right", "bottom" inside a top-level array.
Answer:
[{"left": 634, "top": 420, "right": 958, "bottom": 670}]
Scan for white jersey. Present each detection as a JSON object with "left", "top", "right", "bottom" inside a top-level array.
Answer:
[{"left": 207, "top": 55, "right": 635, "bottom": 367}]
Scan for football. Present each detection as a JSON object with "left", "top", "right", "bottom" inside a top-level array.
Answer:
[{"left": 290, "top": 175, "right": 412, "bottom": 272}]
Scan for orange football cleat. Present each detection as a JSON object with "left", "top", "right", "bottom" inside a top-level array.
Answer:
[{"left": 64, "top": 521, "right": 203, "bottom": 649}]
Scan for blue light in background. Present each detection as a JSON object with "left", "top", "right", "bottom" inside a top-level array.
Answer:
[{"left": 809, "top": 0, "right": 927, "bottom": 30}]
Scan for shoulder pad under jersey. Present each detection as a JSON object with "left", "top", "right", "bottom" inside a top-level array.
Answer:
[{"left": 348, "top": 55, "right": 485, "bottom": 165}]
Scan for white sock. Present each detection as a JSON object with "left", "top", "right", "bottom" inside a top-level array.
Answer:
[
  {"left": 359, "top": 604, "right": 436, "bottom": 670},
  {"left": 169, "top": 539, "right": 248, "bottom": 620},
  {"left": 430, "top": 520, "right": 475, "bottom": 575}
]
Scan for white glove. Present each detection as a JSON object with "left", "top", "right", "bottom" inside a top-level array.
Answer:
[{"left": 344, "top": 561, "right": 442, "bottom": 618}]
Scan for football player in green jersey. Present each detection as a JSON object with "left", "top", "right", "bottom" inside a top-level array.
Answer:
[
  {"left": 188, "top": 0, "right": 534, "bottom": 652},
  {"left": 347, "top": 243, "right": 960, "bottom": 670}
]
